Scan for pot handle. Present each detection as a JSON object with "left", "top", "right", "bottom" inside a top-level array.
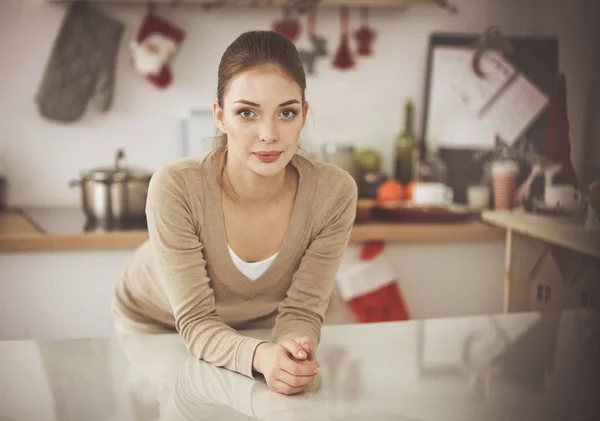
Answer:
[
  {"left": 115, "top": 148, "right": 126, "bottom": 171},
  {"left": 69, "top": 179, "right": 81, "bottom": 188}
]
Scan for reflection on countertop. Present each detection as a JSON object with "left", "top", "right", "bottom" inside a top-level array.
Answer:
[
  {"left": 0, "top": 310, "right": 598, "bottom": 421},
  {"left": 19, "top": 207, "right": 147, "bottom": 235}
]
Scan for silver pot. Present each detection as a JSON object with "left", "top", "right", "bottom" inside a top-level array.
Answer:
[{"left": 70, "top": 149, "right": 153, "bottom": 222}]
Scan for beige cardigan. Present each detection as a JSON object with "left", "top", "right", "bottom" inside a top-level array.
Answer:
[{"left": 113, "top": 150, "right": 358, "bottom": 378}]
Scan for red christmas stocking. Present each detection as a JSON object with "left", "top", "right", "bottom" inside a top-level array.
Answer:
[
  {"left": 130, "top": 12, "right": 185, "bottom": 89},
  {"left": 336, "top": 241, "right": 410, "bottom": 323}
]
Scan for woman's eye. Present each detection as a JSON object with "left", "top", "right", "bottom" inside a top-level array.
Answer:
[
  {"left": 280, "top": 109, "right": 298, "bottom": 119},
  {"left": 238, "top": 109, "right": 256, "bottom": 119}
]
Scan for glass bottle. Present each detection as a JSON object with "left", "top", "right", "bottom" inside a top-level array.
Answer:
[{"left": 394, "top": 99, "right": 417, "bottom": 184}]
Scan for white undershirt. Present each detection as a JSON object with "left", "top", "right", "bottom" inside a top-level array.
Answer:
[{"left": 227, "top": 245, "right": 278, "bottom": 281}]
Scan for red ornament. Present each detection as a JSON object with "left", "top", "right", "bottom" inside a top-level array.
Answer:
[
  {"left": 354, "top": 7, "right": 376, "bottom": 56},
  {"left": 332, "top": 6, "right": 355, "bottom": 70},
  {"left": 273, "top": 8, "right": 301, "bottom": 42}
]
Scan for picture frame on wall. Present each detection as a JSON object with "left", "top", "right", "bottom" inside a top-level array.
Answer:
[
  {"left": 180, "top": 109, "right": 218, "bottom": 158},
  {"left": 419, "top": 33, "right": 559, "bottom": 203}
]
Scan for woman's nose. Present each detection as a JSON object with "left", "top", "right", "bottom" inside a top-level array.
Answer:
[{"left": 259, "top": 120, "right": 278, "bottom": 143}]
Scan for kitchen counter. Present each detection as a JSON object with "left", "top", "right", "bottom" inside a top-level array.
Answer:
[
  {"left": 0, "top": 207, "right": 504, "bottom": 252},
  {"left": 1, "top": 310, "right": 598, "bottom": 420}
]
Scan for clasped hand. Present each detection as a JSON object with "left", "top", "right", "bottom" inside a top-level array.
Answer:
[{"left": 252, "top": 337, "right": 319, "bottom": 395}]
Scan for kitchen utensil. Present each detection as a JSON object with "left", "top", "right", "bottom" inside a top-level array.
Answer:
[
  {"left": 467, "top": 185, "right": 491, "bottom": 210},
  {"left": 69, "top": 149, "right": 153, "bottom": 224},
  {"left": 544, "top": 184, "right": 584, "bottom": 212}
]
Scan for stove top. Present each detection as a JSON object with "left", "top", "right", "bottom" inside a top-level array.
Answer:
[{"left": 19, "top": 207, "right": 147, "bottom": 235}]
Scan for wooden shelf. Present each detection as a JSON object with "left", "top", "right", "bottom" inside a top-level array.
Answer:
[
  {"left": 350, "top": 221, "right": 503, "bottom": 244},
  {"left": 482, "top": 210, "right": 600, "bottom": 260},
  {"left": 0, "top": 210, "right": 502, "bottom": 252},
  {"left": 48, "top": 0, "right": 449, "bottom": 9}
]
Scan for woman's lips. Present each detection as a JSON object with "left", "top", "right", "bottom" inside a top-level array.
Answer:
[{"left": 254, "top": 151, "right": 281, "bottom": 163}]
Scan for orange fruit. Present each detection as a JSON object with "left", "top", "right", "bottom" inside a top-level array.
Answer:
[
  {"left": 377, "top": 180, "right": 404, "bottom": 203},
  {"left": 404, "top": 181, "right": 416, "bottom": 201}
]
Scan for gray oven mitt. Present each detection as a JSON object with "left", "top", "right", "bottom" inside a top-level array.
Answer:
[{"left": 35, "top": 3, "right": 124, "bottom": 123}]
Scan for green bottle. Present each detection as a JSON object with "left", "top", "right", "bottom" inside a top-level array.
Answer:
[{"left": 394, "top": 99, "right": 417, "bottom": 184}]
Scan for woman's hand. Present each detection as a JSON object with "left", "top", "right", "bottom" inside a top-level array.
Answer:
[
  {"left": 252, "top": 341, "right": 319, "bottom": 395},
  {"left": 287, "top": 337, "right": 315, "bottom": 361}
]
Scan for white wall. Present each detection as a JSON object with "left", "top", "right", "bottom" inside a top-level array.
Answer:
[{"left": 0, "top": 0, "right": 596, "bottom": 206}]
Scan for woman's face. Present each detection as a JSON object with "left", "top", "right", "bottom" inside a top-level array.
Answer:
[{"left": 214, "top": 65, "right": 308, "bottom": 178}]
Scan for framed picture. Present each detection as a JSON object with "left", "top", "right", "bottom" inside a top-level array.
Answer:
[{"left": 180, "top": 109, "right": 218, "bottom": 158}]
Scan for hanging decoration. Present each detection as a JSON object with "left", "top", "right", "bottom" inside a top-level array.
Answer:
[
  {"left": 354, "top": 6, "right": 376, "bottom": 57},
  {"left": 296, "top": 7, "right": 326, "bottom": 76},
  {"left": 332, "top": 6, "right": 355, "bottom": 70},
  {"left": 272, "top": 7, "right": 301, "bottom": 42},
  {"left": 129, "top": 4, "right": 185, "bottom": 89},
  {"left": 308, "top": 6, "right": 328, "bottom": 57},
  {"left": 288, "top": 0, "right": 321, "bottom": 15}
]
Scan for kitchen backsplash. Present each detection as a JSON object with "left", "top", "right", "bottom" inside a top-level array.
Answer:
[{"left": 0, "top": 0, "right": 596, "bottom": 207}]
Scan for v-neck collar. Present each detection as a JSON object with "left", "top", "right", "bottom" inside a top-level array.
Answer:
[{"left": 204, "top": 150, "right": 315, "bottom": 298}]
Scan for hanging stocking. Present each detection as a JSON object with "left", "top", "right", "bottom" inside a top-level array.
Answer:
[
  {"left": 332, "top": 6, "right": 355, "bottom": 70},
  {"left": 273, "top": 7, "right": 301, "bottom": 42},
  {"left": 129, "top": 9, "right": 185, "bottom": 89},
  {"left": 336, "top": 241, "right": 410, "bottom": 324},
  {"left": 354, "top": 6, "right": 376, "bottom": 57}
]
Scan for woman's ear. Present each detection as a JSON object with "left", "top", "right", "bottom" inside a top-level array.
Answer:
[
  {"left": 213, "top": 100, "right": 227, "bottom": 134},
  {"left": 302, "top": 101, "right": 309, "bottom": 127}
]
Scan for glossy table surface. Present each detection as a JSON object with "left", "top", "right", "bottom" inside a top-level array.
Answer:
[{"left": 1, "top": 310, "right": 598, "bottom": 421}]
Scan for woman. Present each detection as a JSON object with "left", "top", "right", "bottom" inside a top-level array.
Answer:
[{"left": 113, "top": 30, "right": 357, "bottom": 395}]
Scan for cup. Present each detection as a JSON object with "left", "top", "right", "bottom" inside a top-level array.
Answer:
[
  {"left": 413, "top": 182, "right": 453, "bottom": 206},
  {"left": 467, "top": 185, "right": 491, "bottom": 210},
  {"left": 491, "top": 160, "right": 519, "bottom": 210},
  {"left": 544, "top": 184, "right": 584, "bottom": 211}
]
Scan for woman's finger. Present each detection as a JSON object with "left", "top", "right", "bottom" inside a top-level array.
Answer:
[
  {"left": 294, "top": 337, "right": 313, "bottom": 353},
  {"left": 279, "top": 339, "right": 308, "bottom": 360},
  {"left": 271, "top": 379, "right": 306, "bottom": 396},
  {"left": 280, "top": 353, "right": 318, "bottom": 377},
  {"left": 277, "top": 368, "right": 315, "bottom": 389},
  {"left": 293, "top": 337, "right": 315, "bottom": 360}
]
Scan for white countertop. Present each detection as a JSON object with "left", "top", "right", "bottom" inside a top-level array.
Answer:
[{"left": 1, "top": 310, "right": 598, "bottom": 421}]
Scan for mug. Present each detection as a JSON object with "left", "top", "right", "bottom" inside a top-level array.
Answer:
[
  {"left": 413, "top": 182, "right": 453, "bottom": 206},
  {"left": 544, "top": 184, "right": 584, "bottom": 211},
  {"left": 467, "top": 185, "right": 491, "bottom": 210}
]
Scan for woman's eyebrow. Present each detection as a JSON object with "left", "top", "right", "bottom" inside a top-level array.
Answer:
[{"left": 233, "top": 99, "right": 300, "bottom": 107}]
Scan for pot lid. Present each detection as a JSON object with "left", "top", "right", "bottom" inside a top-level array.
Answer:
[{"left": 83, "top": 149, "right": 153, "bottom": 181}]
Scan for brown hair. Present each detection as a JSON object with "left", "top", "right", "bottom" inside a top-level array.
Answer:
[{"left": 214, "top": 30, "right": 307, "bottom": 149}]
